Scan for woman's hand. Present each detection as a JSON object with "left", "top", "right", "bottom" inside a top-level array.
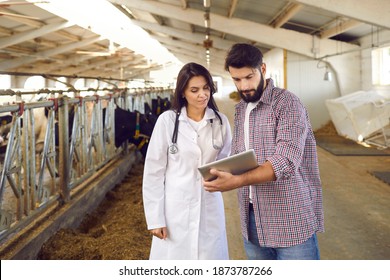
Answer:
[{"left": 150, "top": 227, "right": 168, "bottom": 240}]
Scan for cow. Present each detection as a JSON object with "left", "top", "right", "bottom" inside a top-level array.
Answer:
[
  {"left": 103, "top": 106, "right": 156, "bottom": 158},
  {"left": 151, "top": 96, "right": 171, "bottom": 116},
  {"left": 44, "top": 99, "right": 156, "bottom": 158},
  {"left": 0, "top": 107, "right": 48, "bottom": 154},
  {"left": 0, "top": 115, "right": 13, "bottom": 148},
  {"left": 45, "top": 104, "right": 75, "bottom": 147}
]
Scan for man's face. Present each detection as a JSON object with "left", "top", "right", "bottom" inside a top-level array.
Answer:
[{"left": 228, "top": 66, "right": 265, "bottom": 103}]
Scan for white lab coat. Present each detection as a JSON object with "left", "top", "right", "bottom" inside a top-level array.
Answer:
[{"left": 142, "top": 106, "right": 232, "bottom": 260}]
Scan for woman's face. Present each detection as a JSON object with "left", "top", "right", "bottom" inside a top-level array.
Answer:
[{"left": 183, "top": 75, "right": 210, "bottom": 112}]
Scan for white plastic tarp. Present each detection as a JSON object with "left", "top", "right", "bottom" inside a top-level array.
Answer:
[{"left": 325, "top": 90, "right": 390, "bottom": 142}]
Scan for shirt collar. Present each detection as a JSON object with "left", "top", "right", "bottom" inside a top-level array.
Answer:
[
  {"left": 260, "top": 78, "right": 274, "bottom": 105},
  {"left": 179, "top": 106, "right": 216, "bottom": 121}
]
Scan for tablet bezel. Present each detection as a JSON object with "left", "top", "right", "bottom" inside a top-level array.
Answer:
[{"left": 198, "top": 149, "right": 258, "bottom": 181}]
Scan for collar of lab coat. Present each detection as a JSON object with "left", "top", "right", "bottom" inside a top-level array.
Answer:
[{"left": 179, "top": 106, "right": 219, "bottom": 123}]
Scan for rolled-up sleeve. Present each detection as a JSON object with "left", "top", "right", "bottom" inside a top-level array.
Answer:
[{"left": 267, "top": 98, "right": 308, "bottom": 181}]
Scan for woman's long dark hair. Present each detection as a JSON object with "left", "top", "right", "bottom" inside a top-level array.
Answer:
[{"left": 171, "top": 62, "right": 219, "bottom": 112}]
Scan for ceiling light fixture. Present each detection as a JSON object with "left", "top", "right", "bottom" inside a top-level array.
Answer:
[
  {"left": 323, "top": 66, "right": 332, "bottom": 81},
  {"left": 317, "top": 59, "right": 332, "bottom": 82},
  {"left": 203, "top": 0, "right": 212, "bottom": 68}
]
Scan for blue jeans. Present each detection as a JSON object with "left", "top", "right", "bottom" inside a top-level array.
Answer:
[{"left": 244, "top": 204, "right": 320, "bottom": 260}]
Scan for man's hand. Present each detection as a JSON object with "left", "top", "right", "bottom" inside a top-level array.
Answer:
[
  {"left": 203, "top": 162, "right": 276, "bottom": 192},
  {"left": 203, "top": 169, "right": 240, "bottom": 192}
]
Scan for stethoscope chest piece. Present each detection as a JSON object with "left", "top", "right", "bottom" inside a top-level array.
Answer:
[
  {"left": 169, "top": 109, "right": 223, "bottom": 154},
  {"left": 169, "top": 143, "right": 178, "bottom": 154}
]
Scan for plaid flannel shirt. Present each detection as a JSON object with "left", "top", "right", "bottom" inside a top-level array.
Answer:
[{"left": 233, "top": 78, "right": 324, "bottom": 247}]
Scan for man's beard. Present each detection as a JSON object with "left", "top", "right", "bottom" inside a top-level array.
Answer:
[{"left": 239, "top": 75, "right": 265, "bottom": 103}]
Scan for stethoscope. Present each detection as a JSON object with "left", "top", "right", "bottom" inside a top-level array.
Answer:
[{"left": 169, "top": 109, "right": 223, "bottom": 154}]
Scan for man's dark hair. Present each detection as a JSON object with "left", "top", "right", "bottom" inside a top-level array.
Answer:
[{"left": 224, "top": 43, "right": 263, "bottom": 71}]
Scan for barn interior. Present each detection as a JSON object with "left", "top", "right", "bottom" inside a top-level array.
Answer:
[{"left": 0, "top": 0, "right": 389, "bottom": 268}]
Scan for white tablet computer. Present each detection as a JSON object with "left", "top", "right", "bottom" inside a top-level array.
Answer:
[{"left": 198, "top": 149, "right": 258, "bottom": 181}]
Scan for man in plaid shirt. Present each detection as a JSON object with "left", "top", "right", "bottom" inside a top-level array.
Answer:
[{"left": 203, "top": 43, "right": 324, "bottom": 260}]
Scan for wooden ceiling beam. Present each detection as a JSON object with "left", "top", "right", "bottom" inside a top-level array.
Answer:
[
  {"left": 320, "top": 19, "right": 363, "bottom": 39},
  {"left": 116, "top": 0, "right": 358, "bottom": 58},
  {"left": 227, "top": 0, "right": 238, "bottom": 18},
  {"left": 293, "top": 0, "right": 390, "bottom": 29},
  {"left": 269, "top": 3, "right": 303, "bottom": 28}
]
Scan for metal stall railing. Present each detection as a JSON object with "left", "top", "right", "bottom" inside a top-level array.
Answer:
[
  {"left": 0, "top": 90, "right": 121, "bottom": 242},
  {"left": 0, "top": 86, "right": 173, "bottom": 256},
  {"left": 0, "top": 101, "right": 59, "bottom": 232}
]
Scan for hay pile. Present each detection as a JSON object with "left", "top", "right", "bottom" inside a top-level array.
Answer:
[
  {"left": 37, "top": 163, "right": 151, "bottom": 260},
  {"left": 314, "top": 121, "right": 338, "bottom": 135}
]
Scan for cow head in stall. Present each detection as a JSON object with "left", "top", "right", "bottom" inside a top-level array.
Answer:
[
  {"left": 103, "top": 106, "right": 156, "bottom": 158},
  {"left": 0, "top": 115, "right": 13, "bottom": 148},
  {"left": 0, "top": 107, "right": 49, "bottom": 154},
  {"left": 52, "top": 99, "right": 156, "bottom": 158},
  {"left": 151, "top": 96, "right": 171, "bottom": 116},
  {"left": 45, "top": 104, "right": 75, "bottom": 147}
]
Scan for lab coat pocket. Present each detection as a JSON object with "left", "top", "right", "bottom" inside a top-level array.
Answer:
[
  {"left": 204, "top": 193, "right": 225, "bottom": 234},
  {"left": 165, "top": 198, "right": 190, "bottom": 243}
]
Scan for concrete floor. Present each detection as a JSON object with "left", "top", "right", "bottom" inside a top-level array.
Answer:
[{"left": 215, "top": 96, "right": 390, "bottom": 260}]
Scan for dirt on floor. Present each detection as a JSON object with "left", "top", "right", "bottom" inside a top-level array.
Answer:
[
  {"left": 37, "top": 162, "right": 151, "bottom": 260},
  {"left": 314, "top": 121, "right": 338, "bottom": 136}
]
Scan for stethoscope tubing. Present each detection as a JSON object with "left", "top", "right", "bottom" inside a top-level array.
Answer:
[{"left": 169, "top": 109, "right": 223, "bottom": 154}]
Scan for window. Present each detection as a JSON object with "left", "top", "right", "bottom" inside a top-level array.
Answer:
[
  {"left": 0, "top": 74, "right": 11, "bottom": 89},
  {"left": 372, "top": 45, "right": 390, "bottom": 85},
  {"left": 0, "top": 74, "right": 11, "bottom": 104},
  {"left": 24, "top": 76, "right": 45, "bottom": 89},
  {"left": 54, "top": 77, "right": 67, "bottom": 89}
]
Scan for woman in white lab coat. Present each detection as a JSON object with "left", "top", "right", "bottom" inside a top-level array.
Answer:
[{"left": 142, "top": 62, "right": 232, "bottom": 260}]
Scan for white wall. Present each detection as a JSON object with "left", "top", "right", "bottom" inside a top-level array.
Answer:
[
  {"left": 220, "top": 79, "right": 236, "bottom": 97},
  {"left": 327, "top": 52, "right": 361, "bottom": 96},
  {"left": 264, "top": 48, "right": 285, "bottom": 88},
  {"left": 286, "top": 51, "right": 361, "bottom": 130}
]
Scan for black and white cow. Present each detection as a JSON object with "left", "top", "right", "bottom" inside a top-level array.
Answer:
[
  {"left": 0, "top": 107, "right": 49, "bottom": 154},
  {"left": 0, "top": 115, "right": 12, "bottom": 148},
  {"left": 151, "top": 96, "right": 171, "bottom": 116},
  {"left": 103, "top": 106, "right": 156, "bottom": 158}
]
